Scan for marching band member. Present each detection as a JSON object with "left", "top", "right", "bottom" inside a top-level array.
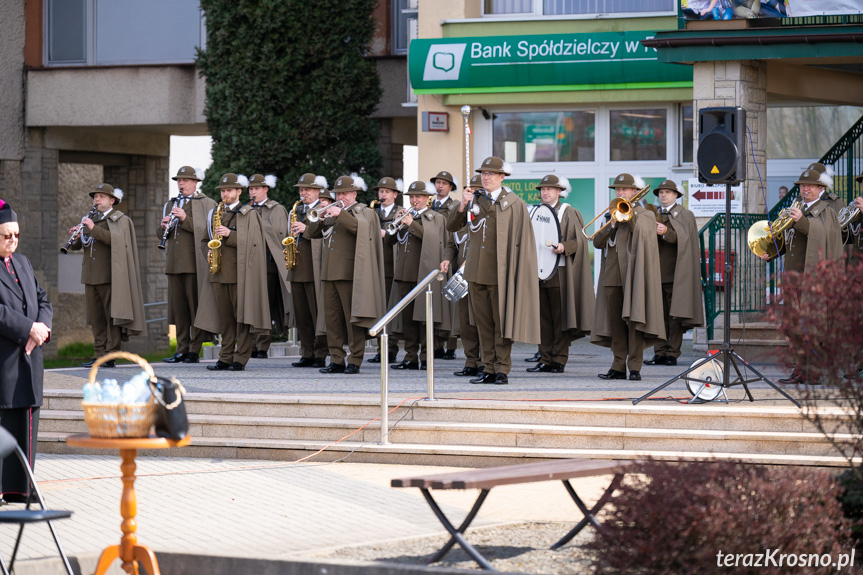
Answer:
[
  {"left": 367, "top": 177, "right": 402, "bottom": 365},
  {"left": 160, "top": 166, "right": 216, "bottom": 364},
  {"left": 527, "top": 175, "right": 594, "bottom": 374},
  {"left": 247, "top": 174, "right": 292, "bottom": 359},
  {"left": 196, "top": 174, "right": 270, "bottom": 372},
  {"left": 70, "top": 184, "right": 146, "bottom": 367},
  {"left": 305, "top": 175, "right": 386, "bottom": 374},
  {"left": 447, "top": 157, "right": 539, "bottom": 385},
  {"left": 287, "top": 174, "right": 328, "bottom": 368},
  {"left": 385, "top": 181, "right": 449, "bottom": 370},
  {"left": 644, "top": 180, "right": 704, "bottom": 367},
  {"left": 429, "top": 170, "right": 459, "bottom": 360},
  {"left": 591, "top": 173, "right": 665, "bottom": 381}
]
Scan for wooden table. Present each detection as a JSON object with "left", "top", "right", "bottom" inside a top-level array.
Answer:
[
  {"left": 66, "top": 434, "right": 191, "bottom": 575},
  {"left": 392, "top": 458, "right": 633, "bottom": 572}
]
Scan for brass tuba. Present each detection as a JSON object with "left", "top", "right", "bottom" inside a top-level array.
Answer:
[
  {"left": 282, "top": 200, "right": 300, "bottom": 270},
  {"left": 747, "top": 199, "right": 802, "bottom": 261},
  {"left": 582, "top": 185, "right": 652, "bottom": 240},
  {"left": 207, "top": 202, "right": 226, "bottom": 274},
  {"left": 837, "top": 198, "right": 861, "bottom": 232}
]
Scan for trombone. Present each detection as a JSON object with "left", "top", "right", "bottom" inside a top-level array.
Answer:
[{"left": 581, "top": 185, "right": 651, "bottom": 240}]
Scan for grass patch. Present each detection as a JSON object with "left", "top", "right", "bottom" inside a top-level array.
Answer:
[{"left": 45, "top": 341, "right": 179, "bottom": 369}]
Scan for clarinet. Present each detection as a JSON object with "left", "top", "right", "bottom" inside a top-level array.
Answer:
[
  {"left": 60, "top": 208, "right": 99, "bottom": 254},
  {"left": 157, "top": 196, "right": 183, "bottom": 250}
]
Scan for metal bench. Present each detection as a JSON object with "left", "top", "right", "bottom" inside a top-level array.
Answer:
[{"left": 391, "top": 458, "right": 633, "bottom": 572}]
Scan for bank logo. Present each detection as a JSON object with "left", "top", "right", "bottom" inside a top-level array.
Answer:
[{"left": 422, "top": 43, "right": 467, "bottom": 81}]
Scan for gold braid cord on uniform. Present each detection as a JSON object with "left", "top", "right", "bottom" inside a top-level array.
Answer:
[
  {"left": 283, "top": 200, "right": 300, "bottom": 270},
  {"left": 208, "top": 202, "right": 226, "bottom": 274}
]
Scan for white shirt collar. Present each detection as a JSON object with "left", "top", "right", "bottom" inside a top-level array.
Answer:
[
  {"left": 382, "top": 203, "right": 395, "bottom": 217},
  {"left": 487, "top": 187, "right": 503, "bottom": 202},
  {"left": 228, "top": 201, "right": 240, "bottom": 210},
  {"left": 101, "top": 208, "right": 113, "bottom": 218}
]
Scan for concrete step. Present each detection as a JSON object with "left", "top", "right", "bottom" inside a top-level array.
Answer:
[
  {"left": 38, "top": 431, "right": 853, "bottom": 468},
  {"left": 705, "top": 339, "right": 786, "bottom": 363},
  {"left": 726, "top": 322, "right": 787, "bottom": 342},
  {"left": 43, "top": 390, "right": 844, "bottom": 434},
  {"left": 39, "top": 406, "right": 852, "bottom": 459}
]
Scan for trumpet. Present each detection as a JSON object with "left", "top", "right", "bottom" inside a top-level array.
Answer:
[
  {"left": 582, "top": 185, "right": 651, "bottom": 240},
  {"left": 747, "top": 199, "right": 803, "bottom": 261},
  {"left": 60, "top": 207, "right": 99, "bottom": 254},
  {"left": 308, "top": 200, "right": 345, "bottom": 223},
  {"left": 157, "top": 196, "right": 183, "bottom": 251},
  {"left": 385, "top": 208, "right": 420, "bottom": 235},
  {"left": 283, "top": 200, "right": 300, "bottom": 270},
  {"left": 207, "top": 202, "right": 226, "bottom": 274}
]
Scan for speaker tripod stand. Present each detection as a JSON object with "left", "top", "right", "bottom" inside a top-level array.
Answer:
[{"left": 633, "top": 182, "right": 800, "bottom": 407}]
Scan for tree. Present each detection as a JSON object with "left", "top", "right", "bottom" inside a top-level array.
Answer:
[{"left": 197, "top": 0, "right": 382, "bottom": 204}]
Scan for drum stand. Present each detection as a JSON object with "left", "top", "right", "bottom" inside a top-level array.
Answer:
[{"left": 633, "top": 183, "right": 800, "bottom": 407}]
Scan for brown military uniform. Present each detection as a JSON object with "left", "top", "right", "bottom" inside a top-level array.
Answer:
[
  {"left": 74, "top": 212, "right": 120, "bottom": 357},
  {"left": 161, "top": 195, "right": 211, "bottom": 356},
  {"left": 431, "top": 196, "right": 459, "bottom": 355},
  {"left": 385, "top": 210, "right": 427, "bottom": 363},
  {"left": 306, "top": 203, "right": 366, "bottom": 368},
  {"left": 249, "top": 199, "right": 291, "bottom": 355},
  {"left": 377, "top": 202, "right": 401, "bottom": 359},
  {"left": 444, "top": 223, "right": 480, "bottom": 370},
  {"left": 448, "top": 189, "right": 511, "bottom": 375},
  {"left": 288, "top": 200, "right": 328, "bottom": 362},
  {"left": 654, "top": 205, "right": 684, "bottom": 359},
  {"left": 208, "top": 203, "right": 253, "bottom": 366},
  {"left": 783, "top": 199, "right": 827, "bottom": 273}
]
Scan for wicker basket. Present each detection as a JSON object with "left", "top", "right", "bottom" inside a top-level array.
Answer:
[{"left": 81, "top": 352, "right": 157, "bottom": 438}]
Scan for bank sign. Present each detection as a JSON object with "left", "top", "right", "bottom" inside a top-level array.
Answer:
[{"left": 409, "top": 32, "right": 692, "bottom": 94}]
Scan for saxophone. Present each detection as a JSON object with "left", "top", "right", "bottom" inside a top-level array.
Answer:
[
  {"left": 208, "top": 202, "right": 226, "bottom": 274},
  {"left": 282, "top": 200, "right": 300, "bottom": 270}
]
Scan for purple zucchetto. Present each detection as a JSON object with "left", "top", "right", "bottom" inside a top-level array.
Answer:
[{"left": 0, "top": 200, "right": 17, "bottom": 225}]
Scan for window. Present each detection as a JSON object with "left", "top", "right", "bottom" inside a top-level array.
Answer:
[
  {"left": 609, "top": 109, "right": 667, "bottom": 162},
  {"left": 393, "top": 0, "right": 418, "bottom": 55},
  {"left": 680, "top": 104, "right": 693, "bottom": 164},
  {"left": 46, "top": 0, "right": 204, "bottom": 66},
  {"left": 484, "top": 0, "right": 675, "bottom": 15},
  {"left": 493, "top": 111, "right": 596, "bottom": 163}
]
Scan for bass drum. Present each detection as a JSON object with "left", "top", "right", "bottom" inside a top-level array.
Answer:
[{"left": 529, "top": 203, "right": 561, "bottom": 281}]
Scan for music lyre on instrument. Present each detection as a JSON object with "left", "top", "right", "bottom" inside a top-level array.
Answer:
[
  {"left": 529, "top": 203, "right": 561, "bottom": 281},
  {"left": 582, "top": 185, "right": 651, "bottom": 240},
  {"left": 157, "top": 196, "right": 183, "bottom": 251},
  {"left": 60, "top": 207, "right": 99, "bottom": 254}
]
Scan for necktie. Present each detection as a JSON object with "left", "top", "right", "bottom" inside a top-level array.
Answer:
[{"left": 4, "top": 257, "right": 21, "bottom": 291}]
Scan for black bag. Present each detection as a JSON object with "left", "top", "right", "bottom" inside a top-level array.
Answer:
[{"left": 150, "top": 376, "right": 189, "bottom": 440}]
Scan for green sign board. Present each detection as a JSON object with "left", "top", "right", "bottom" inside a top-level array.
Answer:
[{"left": 409, "top": 31, "right": 692, "bottom": 94}]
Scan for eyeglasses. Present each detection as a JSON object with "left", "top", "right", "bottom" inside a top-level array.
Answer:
[{"left": 3, "top": 233, "right": 20, "bottom": 240}]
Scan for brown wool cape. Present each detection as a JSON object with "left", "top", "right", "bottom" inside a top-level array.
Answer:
[
  {"left": 165, "top": 192, "right": 217, "bottom": 326},
  {"left": 347, "top": 204, "right": 387, "bottom": 329},
  {"left": 195, "top": 206, "right": 270, "bottom": 334},
  {"left": 799, "top": 201, "right": 844, "bottom": 273},
  {"left": 495, "top": 190, "right": 541, "bottom": 345},
  {"left": 555, "top": 204, "right": 595, "bottom": 338},
  {"left": 103, "top": 211, "right": 146, "bottom": 338},
  {"left": 665, "top": 205, "right": 705, "bottom": 328},
  {"left": 287, "top": 201, "right": 326, "bottom": 336},
  {"left": 258, "top": 199, "right": 293, "bottom": 328},
  {"left": 591, "top": 206, "right": 666, "bottom": 347}
]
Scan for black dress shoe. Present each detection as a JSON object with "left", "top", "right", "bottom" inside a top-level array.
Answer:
[
  {"left": 629, "top": 370, "right": 641, "bottom": 381},
  {"left": 664, "top": 357, "right": 677, "bottom": 366},
  {"left": 228, "top": 362, "right": 245, "bottom": 371},
  {"left": 420, "top": 361, "right": 427, "bottom": 370},
  {"left": 454, "top": 366, "right": 481, "bottom": 376},
  {"left": 598, "top": 369, "right": 627, "bottom": 380},
  {"left": 256, "top": 351, "right": 268, "bottom": 359},
  {"left": 312, "top": 358, "right": 326, "bottom": 368},
  {"left": 84, "top": 358, "right": 115, "bottom": 368},
  {"left": 163, "top": 352, "right": 185, "bottom": 364},
  {"left": 525, "top": 351, "right": 541, "bottom": 363},
  {"left": 367, "top": 353, "right": 382, "bottom": 364},
  {"left": 292, "top": 357, "right": 315, "bottom": 367},
  {"left": 493, "top": 373, "right": 509, "bottom": 385},
  {"left": 433, "top": 348, "right": 445, "bottom": 359},
  {"left": 443, "top": 350, "right": 456, "bottom": 360},
  {"left": 549, "top": 363, "right": 565, "bottom": 373},
  {"left": 81, "top": 358, "right": 98, "bottom": 368},
  {"left": 470, "top": 372, "right": 497, "bottom": 384},
  {"left": 527, "top": 362, "right": 550, "bottom": 372},
  {"left": 644, "top": 355, "right": 666, "bottom": 366},
  {"left": 345, "top": 364, "right": 360, "bottom": 374},
  {"left": 320, "top": 363, "right": 345, "bottom": 374},
  {"left": 207, "top": 360, "right": 231, "bottom": 371},
  {"left": 391, "top": 360, "right": 419, "bottom": 370},
  {"left": 778, "top": 373, "right": 803, "bottom": 385},
  {"left": 183, "top": 352, "right": 199, "bottom": 364}
]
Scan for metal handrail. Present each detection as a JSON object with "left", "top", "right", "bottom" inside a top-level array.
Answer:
[{"left": 369, "top": 267, "right": 445, "bottom": 446}]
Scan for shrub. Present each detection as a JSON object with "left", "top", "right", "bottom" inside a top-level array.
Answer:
[{"left": 587, "top": 460, "right": 853, "bottom": 574}]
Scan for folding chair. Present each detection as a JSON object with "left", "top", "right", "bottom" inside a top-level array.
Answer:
[{"left": 0, "top": 427, "right": 73, "bottom": 575}]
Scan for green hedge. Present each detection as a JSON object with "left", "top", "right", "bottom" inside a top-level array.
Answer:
[{"left": 197, "top": 0, "right": 383, "bottom": 205}]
